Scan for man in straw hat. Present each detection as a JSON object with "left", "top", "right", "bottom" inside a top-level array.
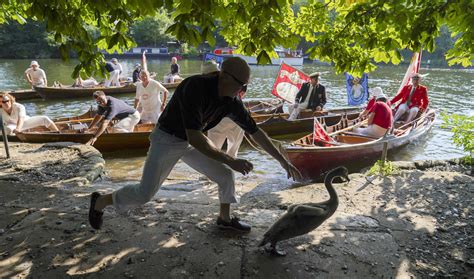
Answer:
[
  {"left": 88, "top": 57, "right": 302, "bottom": 232},
  {"left": 391, "top": 73, "right": 429, "bottom": 123},
  {"left": 24, "top": 60, "right": 47, "bottom": 88},
  {"left": 359, "top": 86, "right": 384, "bottom": 118},
  {"left": 289, "top": 72, "right": 326, "bottom": 120}
]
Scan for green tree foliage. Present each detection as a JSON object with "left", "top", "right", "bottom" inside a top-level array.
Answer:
[
  {"left": 441, "top": 113, "right": 474, "bottom": 164},
  {"left": 0, "top": 21, "right": 56, "bottom": 58},
  {"left": 131, "top": 11, "right": 175, "bottom": 47},
  {"left": 0, "top": 0, "right": 472, "bottom": 76}
]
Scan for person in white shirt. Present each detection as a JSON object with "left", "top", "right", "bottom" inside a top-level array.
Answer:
[
  {"left": 134, "top": 70, "right": 169, "bottom": 124},
  {"left": 1, "top": 93, "right": 59, "bottom": 135},
  {"left": 24, "top": 61, "right": 47, "bottom": 88},
  {"left": 104, "top": 58, "right": 123, "bottom": 87},
  {"left": 205, "top": 60, "right": 246, "bottom": 158}
]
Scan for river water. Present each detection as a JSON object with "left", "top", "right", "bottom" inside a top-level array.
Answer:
[{"left": 0, "top": 59, "right": 472, "bottom": 182}]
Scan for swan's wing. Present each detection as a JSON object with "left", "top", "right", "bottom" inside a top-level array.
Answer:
[{"left": 292, "top": 205, "right": 327, "bottom": 218}]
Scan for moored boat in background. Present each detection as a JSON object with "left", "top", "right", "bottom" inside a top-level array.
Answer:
[{"left": 283, "top": 109, "right": 436, "bottom": 181}]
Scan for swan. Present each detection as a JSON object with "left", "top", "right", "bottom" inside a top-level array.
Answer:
[{"left": 259, "top": 166, "right": 349, "bottom": 256}]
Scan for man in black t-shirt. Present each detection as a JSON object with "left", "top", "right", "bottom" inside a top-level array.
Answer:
[
  {"left": 86, "top": 91, "right": 140, "bottom": 146},
  {"left": 88, "top": 57, "right": 302, "bottom": 232}
]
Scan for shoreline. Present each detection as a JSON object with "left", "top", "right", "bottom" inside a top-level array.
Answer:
[{"left": 0, "top": 143, "right": 472, "bottom": 278}]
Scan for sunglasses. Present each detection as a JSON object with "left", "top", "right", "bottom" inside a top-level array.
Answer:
[
  {"left": 1, "top": 100, "right": 10, "bottom": 104},
  {"left": 224, "top": 71, "right": 248, "bottom": 92}
]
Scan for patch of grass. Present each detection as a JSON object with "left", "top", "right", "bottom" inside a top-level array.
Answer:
[{"left": 367, "top": 160, "right": 399, "bottom": 176}]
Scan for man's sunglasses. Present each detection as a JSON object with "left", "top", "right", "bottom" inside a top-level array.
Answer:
[
  {"left": 1, "top": 100, "right": 10, "bottom": 104},
  {"left": 224, "top": 71, "right": 247, "bottom": 92}
]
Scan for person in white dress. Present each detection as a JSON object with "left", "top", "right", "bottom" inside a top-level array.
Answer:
[
  {"left": 134, "top": 70, "right": 169, "bottom": 124},
  {"left": 24, "top": 61, "right": 47, "bottom": 88},
  {"left": 1, "top": 93, "right": 59, "bottom": 135},
  {"left": 205, "top": 60, "right": 246, "bottom": 158}
]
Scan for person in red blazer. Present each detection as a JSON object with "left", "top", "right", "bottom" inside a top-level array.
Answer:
[{"left": 391, "top": 73, "right": 429, "bottom": 123}]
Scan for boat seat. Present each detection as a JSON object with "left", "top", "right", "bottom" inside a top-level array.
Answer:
[{"left": 342, "top": 132, "right": 380, "bottom": 140}]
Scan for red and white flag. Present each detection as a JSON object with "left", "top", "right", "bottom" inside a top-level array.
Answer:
[
  {"left": 142, "top": 50, "right": 148, "bottom": 72},
  {"left": 396, "top": 50, "right": 422, "bottom": 95},
  {"left": 312, "top": 118, "right": 335, "bottom": 146},
  {"left": 271, "top": 62, "right": 310, "bottom": 104}
]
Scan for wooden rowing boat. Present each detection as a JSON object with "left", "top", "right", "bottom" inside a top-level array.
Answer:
[
  {"left": 13, "top": 99, "right": 285, "bottom": 152},
  {"left": 283, "top": 109, "right": 436, "bottom": 181},
  {"left": 34, "top": 81, "right": 181, "bottom": 100},
  {"left": 4, "top": 89, "right": 39, "bottom": 100},
  {"left": 254, "top": 107, "right": 362, "bottom": 139}
]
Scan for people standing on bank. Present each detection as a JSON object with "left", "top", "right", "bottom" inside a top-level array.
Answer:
[
  {"left": 163, "top": 57, "right": 181, "bottom": 83},
  {"left": 104, "top": 58, "right": 123, "bottom": 87},
  {"left": 354, "top": 92, "right": 393, "bottom": 138},
  {"left": 134, "top": 70, "right": 169, "bottom": 124},
  {"left": 288, "top": 72, "right": 326, "bottom": 120},
  {"left": 1, "top": 93, "right": 59, "bottom": 135},
  {"left": 24, "top": 61, "right": 47, "bottom": 88},
  {"left": 391, "top": 73, "right": 429, "bottom": 123},
  {"left": 132, "top": 63, "right": 142, "bottom": 83},
  {"left": 88, "top": 57, "right": 302, "bottom": 232},
  {"left": 85, "top": 91, "right": 140, "bottom": 146},
  {"left": 205, "top": 60, "right": 245, "bottom": 158}
]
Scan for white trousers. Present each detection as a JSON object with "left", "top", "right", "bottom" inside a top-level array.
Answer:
[
  {"left": 207, "top": 117, "right": 245, "bottom": 158},
  {"left": 112, "top": 111, "right": 140, "bottom": 133},
  {"left": 394, "top": 103, "right": 419, "bottom": 123},
  {"left": 163, "top": 74, "right": 180, "bottom": 83},
  {"left": 288, "top": 103, "right": 308, "bottom": 120},
  {"left": 105, "top": 70, "right": 121, "bottom": 87},
  {"left": 112, "top": 128, "right": 237, "bottom": 211},
  {"left": 354, "top": 124, "right": 388, "bottom": 138},
  {"left": 5, "top": 116, "right": 55, "bottom": 135},
  {"left": 140, "top": 110, "right": 161, "bottom": 124}
]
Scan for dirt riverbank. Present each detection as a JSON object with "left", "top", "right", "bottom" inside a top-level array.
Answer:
[{"left": 0, "top": 143, "right": 472, "bottom": 278}]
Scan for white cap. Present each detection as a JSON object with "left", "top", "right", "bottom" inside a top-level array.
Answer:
[
  {"left": 30, "top": 60, "right": 39, "bottom": 67},
  {"left": 376, "top": 93, "right": 387, "bottom": 100},
  {"left": 201, "top": 60, "right": 219, "bottom": 74},
  {"left": 371, "top": 87, "right": 383, "bottom": 99}
]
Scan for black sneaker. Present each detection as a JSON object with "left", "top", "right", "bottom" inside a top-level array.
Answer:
[{"left": 216, "top": 217, "right": 251, "bottom": 233}]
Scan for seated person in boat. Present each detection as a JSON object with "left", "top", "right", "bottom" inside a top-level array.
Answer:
[
  {"left": 24, "top": 60, "right": 47, "bottom": 88},
  {"left": 353, "top": 93, "right": 393, "bottom": 138},
  {"left": 205, "top": 60, "right": 246, "bottom": 158},
  {"left": 390, "top": 73, "right": 429, "bottom": 124},
  {"left": 87, "top": 57, "right": 302, "bottom": 233},
  {"left": 134, "top": 70, "right": 169, "bottom": 124},
  {"left": 163, "top": 57, "right": 182, "bottom": 83},
  {"left": 1, "top": 92, "right": 59, "bottom": 135},
  {"left": 72, "top": 77, "right": 99, "bottom": 88},
  {"left": 86, "top": 91, "right": 140, "bottom": 145},
  {"left": 132, "top": 63, "right": 142, "bottom": 83},
  {"left": 288, "top": 72, "right": 326, "bottom": 120},
  {"left": 359, "top": 86, "right": 384, "bottom": 118}
]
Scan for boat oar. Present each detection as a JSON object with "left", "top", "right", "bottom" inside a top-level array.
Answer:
[
  {"left": 328, "top": 119, "right": 368, "bottom": 137},
  {"left": 55, "top": 118, "right": 95, "bottom": 125}
]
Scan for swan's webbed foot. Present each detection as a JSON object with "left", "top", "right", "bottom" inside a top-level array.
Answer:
[{"left": 265, "top": 244, "right": 287, "bottom": 257}]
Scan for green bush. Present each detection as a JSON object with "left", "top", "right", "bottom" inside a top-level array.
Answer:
[
  {"left": 441, "top": 113, "right": 473, "bottom": 164},
  {"left": 367, "top": 160, "right": 399, "bottom": 176}
]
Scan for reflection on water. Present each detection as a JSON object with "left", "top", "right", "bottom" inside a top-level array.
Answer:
[{"left": 1, "top": 59, "right": 472, "bottom": 182}]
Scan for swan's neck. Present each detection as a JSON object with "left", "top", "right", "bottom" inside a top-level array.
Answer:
[{"left": 324, "top": 177, "right": 339, "bottom": 207}]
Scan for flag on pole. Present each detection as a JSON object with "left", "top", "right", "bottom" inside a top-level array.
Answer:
[
  {"left": 396, "top": 50, "right": 422, "bottom": 95},
  {"left": 141, "top": 51, "right": 148, "bottom": 72},
  {"left": 345, "top": 72, "right": 369, "bottom": 106},
  {"left": 203, "top": 53, "right": 224, "bottom": 68},
  {"left": 271, "top": 62, "right": 310, "bottom": 104},
  {"left": 312, "top": 118, "right": 335, "bottom": 146}
]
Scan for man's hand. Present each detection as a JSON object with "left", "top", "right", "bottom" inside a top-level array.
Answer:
[
  {"left": 86, "top": 137, "right": 97, "bottom": 146},
  {"left": 227, "top": 158, "right": 254, "bottom": 175},
  {"left": 280, "top": 160, "right": 303, "bottom": 181},
  {"left": 315, "top": 106, "right": 322, "bottom": 111}
]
